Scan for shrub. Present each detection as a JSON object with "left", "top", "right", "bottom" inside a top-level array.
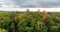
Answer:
[{"left": 0, "top": 28, "right": 8, "bottom": 32}]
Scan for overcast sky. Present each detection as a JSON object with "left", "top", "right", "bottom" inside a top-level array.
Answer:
[{"left": 0, "top": 0, "right": 60, "bottom": 8}]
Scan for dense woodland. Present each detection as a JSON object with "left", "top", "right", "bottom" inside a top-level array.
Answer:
[{"left": 0, "top": 9, "right": 60, "bottom": 32}]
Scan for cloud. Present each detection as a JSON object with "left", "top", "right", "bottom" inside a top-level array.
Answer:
[
  {"left": 37, "top": 0, "right": 60, "bottom": 7},
  {"left": 0, "top": 0, "right": 60, "bottom": 8},
  {"left": 0, "top": 0, "right": 21, "bottom": 8},
  {"left": 13, "top": 0, "right": 60, "bottom": 7}
]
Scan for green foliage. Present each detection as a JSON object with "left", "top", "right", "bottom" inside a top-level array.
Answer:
[
  {"left": 16, "top": 12, "right": 47, "bottom": 32},
  {"left": 0, "top": 28, "right": 7, "bottom": 32},
  {"left": 0, "top": 12, "right": 60, "bottom": 32},
  {"left": 0, "top": 12, "right": 11, "bottom": 29}
]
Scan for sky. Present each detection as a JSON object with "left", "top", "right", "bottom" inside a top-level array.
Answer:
[
  {"left": 0, "top": 8, "right": 60, "bottom": 12},
  {"left": 0, "top": 0, "right": 60, "bottom": 8},
  {"left": 0, "top": 0, "right": 60, "bottom": 12}
]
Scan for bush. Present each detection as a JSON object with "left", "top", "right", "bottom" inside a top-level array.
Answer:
[{"left": 0, "top": 28, "right": 7, "bottom": 32}]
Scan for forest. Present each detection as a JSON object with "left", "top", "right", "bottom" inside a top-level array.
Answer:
[{"left": 0, "top": 9, "right": 60, "bottom": 32}]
